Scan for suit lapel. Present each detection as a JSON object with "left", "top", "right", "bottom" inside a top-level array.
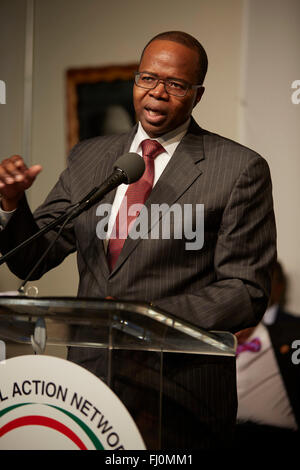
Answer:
[
  {"left": 86, "top": 127, "right": 137, "bottom": 280},
  {"left": 110, "top": 120, "right": 206, "bottom": 275}
]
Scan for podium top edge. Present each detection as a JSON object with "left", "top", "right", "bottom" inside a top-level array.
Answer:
[{"left": 0, "top": 295, "right": 236, "bottom": 354}]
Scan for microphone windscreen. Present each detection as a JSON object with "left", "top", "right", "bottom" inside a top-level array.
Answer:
[{"left": 114, "top": 152, "right": 145, "bottom": 184}]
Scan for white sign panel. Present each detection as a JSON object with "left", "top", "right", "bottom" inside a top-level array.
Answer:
[{"left": 0, "top": 355, "right": 146, "bottom": 450}]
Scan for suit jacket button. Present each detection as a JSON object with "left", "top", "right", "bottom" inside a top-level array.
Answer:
[{"left": 280, "top": 344, "right": 290, "bottom": 354}]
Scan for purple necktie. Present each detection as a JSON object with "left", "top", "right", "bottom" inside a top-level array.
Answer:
[
  {"left": 107, "top": 139, "right": 165, "bottom": 271},
  {"left": 236, "top": 338, "right": 262, "bottom": 356}
]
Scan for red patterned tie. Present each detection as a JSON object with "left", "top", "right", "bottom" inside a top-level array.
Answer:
[{"left": 107, "top": 139, "right": 165, "bottom": 270}]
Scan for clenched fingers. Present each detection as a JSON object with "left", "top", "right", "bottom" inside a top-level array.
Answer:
[{"left": 0, "top": 155, "right": 28, "bottom": 186}]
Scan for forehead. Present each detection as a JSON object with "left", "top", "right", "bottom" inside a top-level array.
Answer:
[{"left": 139, "top": 39, "right": 199, "bottom": 81}]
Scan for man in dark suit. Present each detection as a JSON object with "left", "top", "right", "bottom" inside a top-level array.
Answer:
[
  {"left": 0, "top": 31, "right": 276, "bottom": 448},
  {"left": 235, "top": 261, "right": 300, "bottom": 448}
]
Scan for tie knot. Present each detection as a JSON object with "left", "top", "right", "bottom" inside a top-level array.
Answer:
[{"left": 141, "top": 139, "right": 164, "bottom": 160}]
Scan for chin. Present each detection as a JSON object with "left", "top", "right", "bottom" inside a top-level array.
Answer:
[{"left": 143, "top": 122, "right": 169, "bottom": 138}]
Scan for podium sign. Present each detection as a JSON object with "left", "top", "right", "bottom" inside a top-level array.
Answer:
[
  {"left": 0, "top": 296, "right": 236, "bottom": 449},
  {"left": 0, "top": 355, "right": 145, "bottom": 450}
]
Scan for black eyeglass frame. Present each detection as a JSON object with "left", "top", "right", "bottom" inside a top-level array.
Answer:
[{"left": 134, "top": 72, "right": 203, "bottom": 97}]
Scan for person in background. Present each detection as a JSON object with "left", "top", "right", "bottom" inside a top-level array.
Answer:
[{"left": 235, "top": 261, "right": 300, "bottom": 447}]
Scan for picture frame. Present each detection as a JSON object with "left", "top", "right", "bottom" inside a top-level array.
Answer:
[{"left": 66, "top": 64, "right": 138, "bottom": 153}]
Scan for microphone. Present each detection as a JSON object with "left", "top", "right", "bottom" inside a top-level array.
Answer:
[
  {"left": 114, "top": 151, "right": 146, "bottom": 183},
  {"left": 72, "top": 152, "right": 145, "bottom": 216},
  {"left": 0, "top": 152, "right": 145, "bottom": 268}
]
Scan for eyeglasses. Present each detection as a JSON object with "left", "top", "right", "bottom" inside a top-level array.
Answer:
[{"left": 134, "top": 72, "right": 202, "bottom": 97}]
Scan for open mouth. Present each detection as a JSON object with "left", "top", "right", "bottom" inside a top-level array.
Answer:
[{"left": 144, "top": 106, "right": 166, "bottom": 123}]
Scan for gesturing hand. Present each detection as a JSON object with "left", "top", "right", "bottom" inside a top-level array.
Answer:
[{"left": 0, "top": 155, "right": 42, "bottom": 211}]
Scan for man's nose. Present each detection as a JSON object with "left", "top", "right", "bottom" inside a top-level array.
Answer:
[{"left": 149, "top": 80, "right": 168, "bottom": 99}]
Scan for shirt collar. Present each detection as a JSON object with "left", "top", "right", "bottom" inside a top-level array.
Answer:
[
  {"left": 263, "top": 304, "right": 279, "bottom": 325},
  {"left": 131, "top": 118, "right": 190, "bottom": 157}
]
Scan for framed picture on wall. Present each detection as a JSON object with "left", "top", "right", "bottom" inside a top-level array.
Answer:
[{"left": 66, "top": 64, "right": 138, "bottom": 153}]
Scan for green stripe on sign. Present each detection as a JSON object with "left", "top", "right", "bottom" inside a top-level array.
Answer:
[
  {"left": 0, "top": 402, "right": 104, "bottom": 450},
  {"left": 0, "top": 403, "right": 32, "bottom": 418},
  {"left": 47, "top": 405, "right": 104, "bottom": 450}
]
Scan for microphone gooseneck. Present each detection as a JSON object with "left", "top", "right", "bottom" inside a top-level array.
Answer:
[
  {"left": 0, "top": 152, "right": 145, "bottom": 278},
  {"left": 67, "top": 152, "right": 145, "bottom": 218},
  {"left": 16, "top": 152, "right": 144, "bottom": 292}
]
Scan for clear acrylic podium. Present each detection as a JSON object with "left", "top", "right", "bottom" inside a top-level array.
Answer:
[{"left": 0, "top": 296, "right": 237, "bottom": 449}]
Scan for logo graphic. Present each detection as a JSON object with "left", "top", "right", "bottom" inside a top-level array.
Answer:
[
  {"left": 0, "top": 355, "right": 145, "bottom": 450},
  {"left": 291, "top": 340, "right": 300, "bottom": 365},
  {"left": 0, "top": 403, "right": 103, "bottom": 450},
  {"left": 291, "top": 80, "right": 300, "bottom": 104},
  {"left": 96, "top": 200, "right": 205, "bottom": 251}
]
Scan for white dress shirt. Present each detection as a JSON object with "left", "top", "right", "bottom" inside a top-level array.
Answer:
[
  {"left": 0, "top": 206, "right": 15, "bottom": 231},
  {"left": 236, "top": 322, "right": 298, "bottom": 430},
  {"left": 262, "top": 303, "right": 279, "bottom": 325},
  {"left": 103, "top": 119, "right": 190, "bottom": 250}
]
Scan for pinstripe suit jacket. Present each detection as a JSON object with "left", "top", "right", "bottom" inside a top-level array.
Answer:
[{"left": 1, "top": 118, "right": 276, "bottom": 333}]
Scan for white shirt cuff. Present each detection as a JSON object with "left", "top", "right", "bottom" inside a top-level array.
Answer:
[{"left": 0, "top": 205, "right": 16, "bottom": 231}]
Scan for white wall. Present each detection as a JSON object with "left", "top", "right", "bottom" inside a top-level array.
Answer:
[
  {"left": 0, "top": 0, "right": 27, "bottom": 291},
  {"left": 240, "top": 0, "right": 300, "bottom": 314}
]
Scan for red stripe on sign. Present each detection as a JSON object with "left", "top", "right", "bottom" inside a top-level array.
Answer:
[{"left": 0, "top": 415, "right": 87, "bottom": 450}]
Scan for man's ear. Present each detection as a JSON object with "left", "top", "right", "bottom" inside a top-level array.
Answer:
[{"left": 193, "top": 86, "right": 205, "bottom": 108}]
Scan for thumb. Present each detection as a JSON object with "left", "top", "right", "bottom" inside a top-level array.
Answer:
[{"left": 27, "top": 164, "right": 43, "bottom": 181}]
